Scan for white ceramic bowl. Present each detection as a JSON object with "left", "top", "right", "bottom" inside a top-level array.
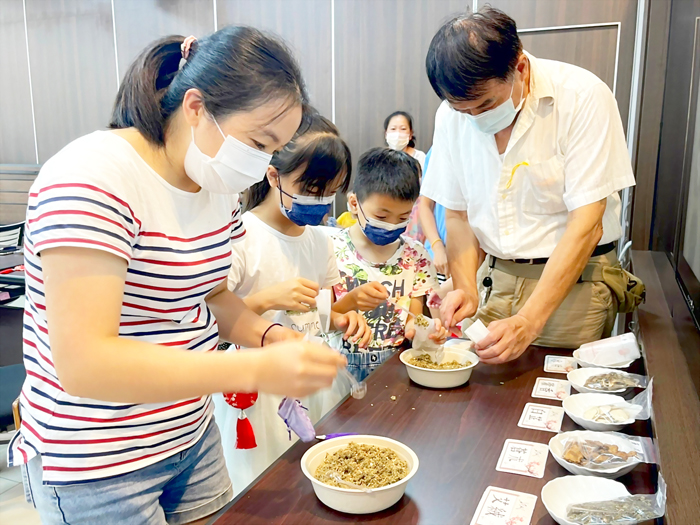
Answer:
[
  {"left": 573, "top": 349, "right": 635, "bottom": 369},
  {"left": 563, "top": 393, "right": 636, "bottom": 431},
  {"left": 567, "top": 368, "right": 636, "bottom": 395},
  {"left": 549, "top": 430, "right": 641, "bottom": 479},
  {"left": 399, "top": 340, "right": 478, "bottom": 389},
  {"left": 300, "top": 434, "right": 419, "bottom": 514},
  {"left": 542, "top": 475, "right": 631, "bottom": 525}
]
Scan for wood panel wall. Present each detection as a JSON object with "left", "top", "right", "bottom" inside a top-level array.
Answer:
[{"left": 1, "top": 0, "right": 646, "bottom": 237}]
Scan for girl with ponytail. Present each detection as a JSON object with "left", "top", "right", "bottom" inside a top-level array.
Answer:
[
  {"left": 214, "top": 110, "right": 368, "bottom": 492},
  {"left": 13, "top": 27, "right": 346, "bottom": 524}
]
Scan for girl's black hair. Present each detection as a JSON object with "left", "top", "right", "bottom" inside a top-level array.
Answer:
[
  {"left": 383, "top": 110, "right": 416, "bottom": 149},
  {"left": 110, "top": 26, "right": 308, "bottom": 145},
  {"left": 244, "top": 110, "right": 352, "bottom": 212}
]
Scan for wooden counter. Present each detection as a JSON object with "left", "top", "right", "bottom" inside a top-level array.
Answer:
[
  {"left": 630, "top": 251, "right": 700, "bottom": 524},
  {"left": 212, "top": 345, "right": 657, "bottom": 525}
]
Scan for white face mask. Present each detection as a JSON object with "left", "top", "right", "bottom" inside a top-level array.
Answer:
[
  {"left": 467, "top": 75, "right": 526, "bottom": 135},
  {"left": 386, "top": 131, "right": 410, "bottom": 151},
  {"left": 183, "top": 116, "right": 273, "bottom": 194}
]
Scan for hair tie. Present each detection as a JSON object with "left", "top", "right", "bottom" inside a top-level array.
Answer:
[{"left": 179, "top": 35, "right": 197, "bottom": 70}]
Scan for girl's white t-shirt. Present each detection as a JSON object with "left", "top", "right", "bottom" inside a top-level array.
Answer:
[
  {"left": 226, "top": 212, "right": 341, "bottom": 316},
  {"left": 217, "top": 212, "right": 344, "bottom": 495}
]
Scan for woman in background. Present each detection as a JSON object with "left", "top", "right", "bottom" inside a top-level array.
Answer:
[
  {"left": 384, "top": 110, "right": 427, "bottom": 242},
  {"left": 383, "top": 110, "right": 426, "bottom": 168}
]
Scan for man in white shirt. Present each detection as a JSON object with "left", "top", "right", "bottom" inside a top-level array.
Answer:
[{"left": 422, "top": 8, "right": 642, "bottom": 364}]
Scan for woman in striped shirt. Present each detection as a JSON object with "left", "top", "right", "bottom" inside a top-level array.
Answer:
[{"left": 10, "top": 28, "right": 345, "bottom": 525}]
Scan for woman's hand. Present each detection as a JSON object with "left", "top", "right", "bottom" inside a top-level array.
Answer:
[
  {"left": 262, "top": 324, "right": 304, "bottom": 345},
  {"left": 253, "top": 340, "right": 347, "bottom": 398},
  {"left": 260, "top": 278, "right": 320, "bottom": 312},
  {"left": 332, "top": 310, "right": 372, "bottom": 348},
  {"left": 350, "top": 282, "right": 389, "bottom": 311}
]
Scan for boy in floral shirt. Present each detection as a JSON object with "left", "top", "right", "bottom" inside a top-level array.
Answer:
[{"left": 331, "top": 148, "right": 447, "bottom": 380}]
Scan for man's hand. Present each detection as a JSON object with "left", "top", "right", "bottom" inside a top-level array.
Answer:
[
  {"left": 350, "top": 282, "right": 389, "bottom": 311},
  {"left": 439, "top": 289, "right": 478, "bottom": 329},
  {"left": 473, "top": 314, "right": 541, "bottom": 364}
]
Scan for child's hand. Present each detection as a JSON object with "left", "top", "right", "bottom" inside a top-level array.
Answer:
[
  {"left": 428, "top": 319, "right": 448, "bottom": 345},
  {"left": 351, "top": 282, "right": 389, "bottom": 311},
  {"left": 332, "top": 311, "right": 372, "bottom": 348},
  {"left": 265, "top": 278, "right": 320, "bottom": 312},
  {"left": 404, "top": 318, "right": 448, "bottom": 344},
  {"left": 404, "top": 318, "right": 416, "bottom": 340}
]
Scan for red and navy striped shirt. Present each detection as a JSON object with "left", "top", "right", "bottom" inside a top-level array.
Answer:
[{"left": 8, "top": 131, "right": 245, "bottom": 485}]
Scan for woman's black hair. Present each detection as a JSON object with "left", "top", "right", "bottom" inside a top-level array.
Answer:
[
  {"left": 110, "top": 26, "right": 308, "bottom": 145},
  {"left": 244, "top": 110, "right": 352, "bottom": 212},
  {"left": 383, "top": 111, "right": 416, "bottom": 149},
  {"left": 426, "top": 7, "right": 522, "bottom": 101}
]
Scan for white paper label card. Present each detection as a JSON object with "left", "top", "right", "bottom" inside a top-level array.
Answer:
[
  {"left": 470, "top": 486, "right": 538, "bottom": 525},
  {"left": 531, "top": 377, "right": 571, "bottom": 401},
  {"left": 544, "top": 355, "right": 578, "bottom": 374},
  {"left": 517, "top": 403, "right": 565, "bottom": 433},
  {"left": 495, "top": 439, "right": 549, "bottom": 478}
]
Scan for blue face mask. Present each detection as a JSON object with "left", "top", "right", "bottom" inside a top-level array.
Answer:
[
  {"left": 279, "top": 183, "right": 334, "bottom": 226},
  {"left": 358, "top": 203, "right": 408, "bottom": 246}
]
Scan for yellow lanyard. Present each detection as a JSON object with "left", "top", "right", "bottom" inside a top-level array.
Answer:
[{"left": 505, "top": 161, "right": 529, "bottom": 190}]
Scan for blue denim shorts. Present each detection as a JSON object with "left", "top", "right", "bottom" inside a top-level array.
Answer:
[
  {"left": 23, "top": 419, "right": 232, "bottom": 525},
  {"left": 343, "top": 347, "right": 397, "bottom": 382}
]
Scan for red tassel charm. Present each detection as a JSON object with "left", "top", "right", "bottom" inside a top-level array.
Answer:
[
  {"left": 223, "top": 392, "right": 259, "bottom": 449},
  {"left": 235, "top": 411, "right": 257, "bottom": 449},
  {"left": 223, "top": 392, "right": 258, "bottom": 410}
]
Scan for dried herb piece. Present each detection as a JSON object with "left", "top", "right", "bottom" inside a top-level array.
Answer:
[
  {"left": 584, "top": 373, "right": 640, "bottom": 391},
  {"left": 407, "top": 353, "right": 469, "bottom": 370},
  {"left": 562, "top": 439, "right": 638, "bottom": 468},
  {"left": 583, "top": 405, "right": 631, "bottom": 423},
  {"left": 314, "top": 442, "right": 409, "bottom": 489},
  {"left": 414, "top": 315, "right": 430, "bottom": 328},
  {"left": 567, "top": 495, "right": 662, "bottom": 524}
]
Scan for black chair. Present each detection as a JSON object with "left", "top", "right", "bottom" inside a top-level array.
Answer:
[
  {"left": 0, "top": 364, "right": 25, "bottom": 442},
  {"left": 0, "top": 221, "right": 25, "bottom": 249}
]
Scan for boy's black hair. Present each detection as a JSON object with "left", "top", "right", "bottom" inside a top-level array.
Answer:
[
  {"left": 245, "top": 109, "right": 352, "bottom": 211},
  {"left": 353, "top": 148, "right": 421, "bottom": 203},
  {"left": 383, "top": 110, "right": 416, "bottom": 148},
  {"left": 426, "top": 7, "right": 522, "bottom": 101}
]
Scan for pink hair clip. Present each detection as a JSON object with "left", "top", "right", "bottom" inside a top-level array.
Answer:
[{"left": 180, "top": 35, "right": 197, "bottom": 60}]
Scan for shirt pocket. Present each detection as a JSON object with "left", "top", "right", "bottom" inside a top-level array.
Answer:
[{"left": 520, "top": 156, "right": 568, "bottom": 215}]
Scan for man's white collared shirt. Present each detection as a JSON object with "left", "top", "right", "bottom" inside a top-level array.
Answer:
[{"left": 421, "top": 53, "right": 636, "bottom": 260}]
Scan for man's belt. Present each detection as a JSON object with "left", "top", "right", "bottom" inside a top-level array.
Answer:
[
  {"left": 488, "top": 243, "right": 618, "bottom": 282},
  {"left": 508, "top": 242, "right": 616, "bottom": 265}
]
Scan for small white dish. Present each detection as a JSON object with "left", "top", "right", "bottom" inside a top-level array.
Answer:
[
  {"left": 573, "top": 349, "right": 635, "bottom": 369},
  {"left": 567, "top": 368, "right": 636, "bottom": 394},
  {"left": 400, "top": 340, "right": 478, "bottom": 389},
  {"left": 542, "top": 475, "right": 630, "bottom": 525},
  {"left": 301, "top": 434, "right": 419, "bottom": 514},
  {"left": 549, "top": 430, "right": 641, "bottom": 479},
  {"left": 563, "top": 393, "right": 639, "bottom": 431}
]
